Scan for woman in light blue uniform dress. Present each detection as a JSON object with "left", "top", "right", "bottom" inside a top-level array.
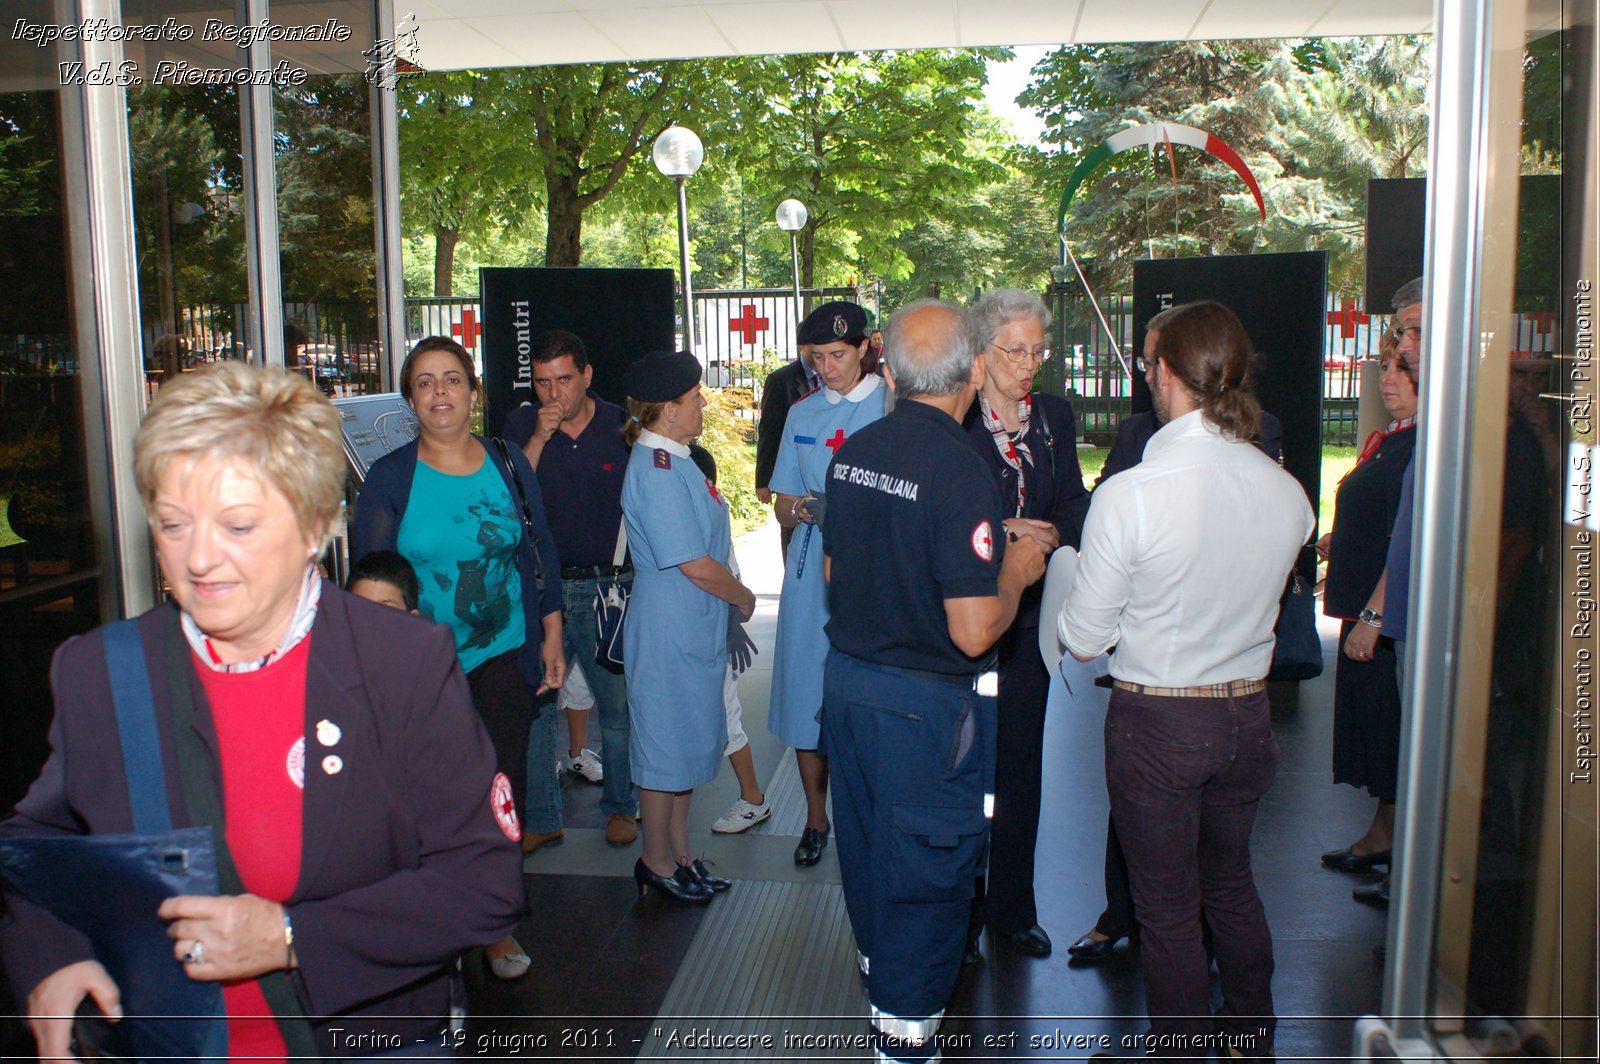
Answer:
[
  {"left": 621, "top": 351, "right": 757, "bottom": 903},
  {"left": 769, "top": 300, "right": 885, "bottom": 867}
]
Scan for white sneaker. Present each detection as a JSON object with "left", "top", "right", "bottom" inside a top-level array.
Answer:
[
  {"left": 560, "top": 748, "right": 604, "bottom": 784},
  {"left": 712, "top": 797, "right": 772, "bottom": 834}
]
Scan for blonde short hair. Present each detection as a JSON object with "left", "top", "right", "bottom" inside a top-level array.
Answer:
[{"left": 134, "top": 362, "right": 346, "bottom": 549}]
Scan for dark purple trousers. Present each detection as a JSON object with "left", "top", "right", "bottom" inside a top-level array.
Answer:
[{"left": 1105, "top": 687, "right": 1278, "bottom": 1055}]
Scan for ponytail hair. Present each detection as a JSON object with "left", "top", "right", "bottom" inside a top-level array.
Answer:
[
  {"left": 623, "top": 398, "right": 662, "bottom": 446},
  {"left": 1146, "top": 301, "right": 1260, "bottom": 442}
]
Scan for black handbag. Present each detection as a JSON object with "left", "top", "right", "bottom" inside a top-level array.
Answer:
[
  {"left": 1269, "top": 557, "right": 1325, "bottom": 681},
  {"left": 593, "top": 518, "right": 629, "bottom": 672},
  {"left": 491, "top": 437, "right": 549, "bottom": 593}
]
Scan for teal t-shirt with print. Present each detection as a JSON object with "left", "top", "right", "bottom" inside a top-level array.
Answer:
[{"left": 398, "top": 458, "right": 525, "bottom": 673}]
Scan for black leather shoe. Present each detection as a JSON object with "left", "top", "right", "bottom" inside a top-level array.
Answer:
[
  {"left": 1352, "top": 875, "right": 1390, "bottom": 906},
  {"left": 794, "top": 826, "right": 829, "bottom": 867},
  {"left": 1320, "top": 846, "right": 1391, "bottom": 873},
  {"left": 1066, "top": 929, "right": 1130, "bottom": 962},
  {"left": 1004, "top": 924, "right": 1053, "bottom": 957},
  {"left": 634, "top": 859, "right": 713, "bottom": 903},
  {"left": 682, "top": 857, "right": 731, "bottom": 892}
]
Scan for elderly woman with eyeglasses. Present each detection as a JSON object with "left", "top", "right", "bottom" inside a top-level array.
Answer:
[{"left": 959, "top": 289, "right": 1091, "bottom": 960}]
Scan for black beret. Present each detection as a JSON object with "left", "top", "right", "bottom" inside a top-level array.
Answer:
[
  {"left": 798, "top": 300, "right": 868, "bottom": 345},
  {"left": 624, "top": 350, "right": 701, "bottom": 403}
]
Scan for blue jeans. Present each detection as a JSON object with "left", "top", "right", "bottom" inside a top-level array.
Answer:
[{"left": 548, "top": 575, "right": 635, "bottom": 816}]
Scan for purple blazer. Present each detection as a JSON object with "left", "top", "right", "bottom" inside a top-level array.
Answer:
[{"left": 0, "top": 586, "right": 524, "bottom": 1054}]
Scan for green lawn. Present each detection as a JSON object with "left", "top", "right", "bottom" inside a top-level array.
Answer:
[{"left": 1077, "top": 444, "right": 1359, "bottom": 535}]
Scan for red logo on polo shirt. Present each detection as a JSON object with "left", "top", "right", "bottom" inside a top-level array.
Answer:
[
  {"left": 971, "top": 521, "right": 994, "bottom": 562},
  {"left": 490, "top": 773, "right": 521, "bottom": 841}
]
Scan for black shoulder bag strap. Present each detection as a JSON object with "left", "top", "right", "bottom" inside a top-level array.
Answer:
[
  {"left": 162, "top": 619, "right": 325, "bottom": 1062},
  {"left": 491, "top": 436, "right": 548, "bottom": 590}
]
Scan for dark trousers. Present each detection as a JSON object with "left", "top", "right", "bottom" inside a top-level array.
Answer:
[
  {"left": 1106, "top": 687, "right": 1278, "bottom": 1053},
  {"left": 467, "top": 648, "right": 546, "bottom": 909},
  {"left": 976, "top": 623, "right": 1048, "bottom": 934},
  {"left": 1095, "top": 814, "right": 1139, "bottom": 939},
  {"left": 823, "top": 650, "right": 993, "bottom": 1055}
]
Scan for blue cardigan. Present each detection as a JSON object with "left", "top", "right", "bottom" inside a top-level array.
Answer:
[{"left": 352, "top": 436, "right": 563, "bottom": 689}]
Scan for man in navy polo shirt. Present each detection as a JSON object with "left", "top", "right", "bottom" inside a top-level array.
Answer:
[
  {"left": 821, "top": 299, "right": 1047, "bottom": 1063},
  {"left": 505, "top": 330, "right": 639, "bottom": 847}
]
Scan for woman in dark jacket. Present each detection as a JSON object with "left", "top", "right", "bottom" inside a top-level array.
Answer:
[
  {"left": 353, "top": 337, "right": 565, "bottom": 979},
  {"left": 0, "top": 362, "right": 522, "bottom": 1060},
  {"left": 961, "top": 289, "right": 1091, "bottom": 959},
  {"left": 1315, "top": 331, "right": 1419, "bottom": 876}
]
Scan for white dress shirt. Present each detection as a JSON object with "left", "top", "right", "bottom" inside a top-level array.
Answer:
[{"left": 1060, "top": 409, "right": 1315, "bottom": 687}]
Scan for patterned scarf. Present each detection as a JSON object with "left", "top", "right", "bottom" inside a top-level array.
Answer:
[
  {"left": 182, "top": 566, "right": 322, "bottom": 673},
  {"left": 979, "top": 393, "right": 1034, "bottom": 517}
]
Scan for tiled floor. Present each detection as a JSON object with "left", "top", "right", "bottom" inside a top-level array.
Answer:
[{"left": 468, "top": 522, "right": 1388, "bottom": 1061}]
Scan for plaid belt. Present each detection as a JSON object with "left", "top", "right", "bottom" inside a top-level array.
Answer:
[{"left": 1112, "top": 678, "right": 1266, "bottom": 699}]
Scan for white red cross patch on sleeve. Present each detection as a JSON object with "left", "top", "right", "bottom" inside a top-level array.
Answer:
[
  {"left": 971, "top": 520, "right": 994, "bottom": 562},
  {"left": 491, "top": 772, "right": 521, "bottom": 841}
]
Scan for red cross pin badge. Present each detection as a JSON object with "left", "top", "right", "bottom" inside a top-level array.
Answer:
[{"left": 490, "top": 772, "right": 521, "bottom": 841}]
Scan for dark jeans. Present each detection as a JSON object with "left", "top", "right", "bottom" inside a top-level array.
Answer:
[{"left": 1105, "top": 687, "right": 1278, "bottom": 1053}]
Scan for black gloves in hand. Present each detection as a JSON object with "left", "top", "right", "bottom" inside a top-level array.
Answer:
[
  {"left": 797, "top": 493, "right": 827, "bottom": 527},
  {"left": 727, "top": 604, "right": 757, "bottom": 674}
]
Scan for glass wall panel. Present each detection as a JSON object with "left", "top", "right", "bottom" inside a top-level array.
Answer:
[
  {"left": 0, "top": 4, "right": 103, "bottom": 812},
  {"left": 272, "top": 1, "right": 383, "bottom": 396}
]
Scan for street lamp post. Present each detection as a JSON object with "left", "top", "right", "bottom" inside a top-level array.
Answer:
[
  {"left": 653, "top": 126, "right": 704, "bottom": 353},
  {"left": 775, "top": 198, "right": 808, "bottom": 339}
]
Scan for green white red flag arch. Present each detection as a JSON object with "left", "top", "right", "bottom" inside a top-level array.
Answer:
[{"left": 1056, "top": 123, "right": 1268, "bottom": 232}]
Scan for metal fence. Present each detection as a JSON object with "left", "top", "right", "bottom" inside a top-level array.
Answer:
[{"left": 148, "top": 290, "right": 1560, "bottom": 449}]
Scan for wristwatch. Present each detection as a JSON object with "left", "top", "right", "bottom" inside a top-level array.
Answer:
[{"left": 1358, "top": 607, "right": 1383, "bottom": 629}]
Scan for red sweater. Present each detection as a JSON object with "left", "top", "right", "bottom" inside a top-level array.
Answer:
[{"left": 195, "top": 637, "right": 309, "bottom": 1064}]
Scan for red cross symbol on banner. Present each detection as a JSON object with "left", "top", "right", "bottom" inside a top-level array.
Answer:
[
  {"left": 1325, "top": 303, "right": 1370, "bottom": 339},
  {"left": 1528, "top": 311, "right": 1556, "bottom": 335},
  {"left": 825, "top": 429, "right": 847, "bottom": 454},
  {"left": 729, "top": 305, "right": 769, "bottom": 344},
  {"left": 451, "top": 308, "right": 483, "bottom": 348}
]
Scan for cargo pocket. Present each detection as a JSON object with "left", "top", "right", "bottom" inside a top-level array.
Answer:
[{"left": 884, "top": 803, "right": 990, "bottom": 903}]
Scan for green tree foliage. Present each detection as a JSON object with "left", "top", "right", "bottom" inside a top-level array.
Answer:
[
  {"left": 727, "top": 50, "right": 1008, "bottom": 287},
  {"left": 398, "top": 70, "right": 542, "bottom": 295}
]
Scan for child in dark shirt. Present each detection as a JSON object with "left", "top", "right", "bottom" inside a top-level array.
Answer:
[{"left": 348, "top": 549, "right": 420, "bottom": 614}]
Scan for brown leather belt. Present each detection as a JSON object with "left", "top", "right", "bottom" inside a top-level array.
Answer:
[{"left": 1112, "top": 678, "right": 1266, "bottom": 699}]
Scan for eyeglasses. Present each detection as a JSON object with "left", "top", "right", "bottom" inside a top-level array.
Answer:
[
  {"left": 1388, "top": 325, "right": 1423, "bottom": 343},
  {"left": 988, "top": 342, "right": 1051, "bottom": 364},
  {"left": 1132, "top": 354, "right": 1152, "bottom": 374}
]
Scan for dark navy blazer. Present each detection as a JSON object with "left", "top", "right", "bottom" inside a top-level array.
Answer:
[
  {"left": 0, "top": 588, "right": 524, "bottom": 1054},
  {"left": 962, "top": 391, "right": 1092, "bottom": 629}
]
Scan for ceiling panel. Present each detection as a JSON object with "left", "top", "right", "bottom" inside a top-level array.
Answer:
[{"left": 403, "top": 0, "right": 1447, "bottom": 70}]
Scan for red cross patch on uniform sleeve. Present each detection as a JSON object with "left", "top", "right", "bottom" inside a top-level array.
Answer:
[
  {"left": 971, "top": 521, "right": 994, "bottom": 562},
  {"left": 490, "top": 772, "right": 521, "bottom": 841}
]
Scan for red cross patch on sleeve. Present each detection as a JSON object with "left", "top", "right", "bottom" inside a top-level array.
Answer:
[
  {"left": 490, "top": 772, "right": 521, "bottom": 841},
  {"left": 653, "top": 448, "right": 671, "bottom": 469},
  {"left": 971, "top": 521, "right": 994, "bottom": 562}
]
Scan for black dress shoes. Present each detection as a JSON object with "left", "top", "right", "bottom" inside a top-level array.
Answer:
[
  {"left": 633, "top": 859, "right": 713, "bottom": 903},
  {"left": 794, "top": 826, "right": 829, "bottom": 867},
  {"left": 1352, "top": 875, "right": 1390, "bottom": 906},
  {"left": 682, "top": 857, "right": 731, "bottom": 892},
  {"left": 1005, "top": 924, "right": 1053, "bottom": 957},
  {"left": 1066, "top": 929, "right": 1131, "bottom": 962},
  {"left": 1320, "top": 846, "right": 1391, "bottom": 873}
]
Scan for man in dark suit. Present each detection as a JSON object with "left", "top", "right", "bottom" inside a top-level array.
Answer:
[{"left": 755, "top": 344, "right": 820, "bottom": 562}]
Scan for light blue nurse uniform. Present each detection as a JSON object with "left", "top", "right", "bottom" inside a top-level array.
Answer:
[
  {"left": 768, "top": 374, "right": 887, "bottom": 749},
  {"left": 622, "top": 429, "right": 732, "bottom": 791}
]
